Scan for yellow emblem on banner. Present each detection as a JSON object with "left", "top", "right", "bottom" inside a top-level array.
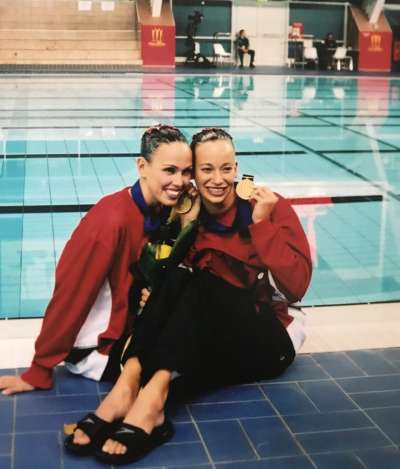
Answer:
[
  {"left": 368, "top": 33, "right": 382, "bottom": 52},
  {"left": 149, "top": 28, "right": 165, "bottom": 47}
]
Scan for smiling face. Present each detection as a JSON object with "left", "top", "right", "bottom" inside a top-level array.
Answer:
[
  {"left": 137, "top": 141, "right": 193, "bottom": 207},
  {"left": 194, "top": 139, "right": 237, "bottom": 213}
]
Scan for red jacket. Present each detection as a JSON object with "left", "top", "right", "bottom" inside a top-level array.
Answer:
[
  {"left": 22, "top": 187, "right": 148, "bottom": 389},
  {"left": 185, "top": 195, "right": 312, "bottom": 329}
]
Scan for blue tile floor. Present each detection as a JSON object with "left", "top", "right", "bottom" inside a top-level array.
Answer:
[{"left": 1, "top": 348, "right": 400, "bottom": 469}]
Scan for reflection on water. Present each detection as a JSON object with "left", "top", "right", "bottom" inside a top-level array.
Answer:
[{"left": 0, "top": 74, "right": 400, "bottom": 316}]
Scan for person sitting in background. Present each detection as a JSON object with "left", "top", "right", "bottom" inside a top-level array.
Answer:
[
  {"left": 237, "top": 29, "right": 255, "bottom": 68},
  {"left": 323, "top": 32, "right": 337, "bottom": 70},
  {"left": 324, "top": 32, "right": 337, "bottom": 49}
]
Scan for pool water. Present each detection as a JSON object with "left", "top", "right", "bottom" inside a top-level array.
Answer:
[{"left": 1, "top": 74, "right": 400, "bottom": 318}]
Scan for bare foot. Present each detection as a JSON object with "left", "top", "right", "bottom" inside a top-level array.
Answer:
[
  {"left": 101, "top": 369, "right": 170, "bottom": 455},
  {"left": 73, "top": 358, "right": 141, "bottom": 446}
]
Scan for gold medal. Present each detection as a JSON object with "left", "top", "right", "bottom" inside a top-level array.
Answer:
[
  {"left": 174, "top": 195, "right": 193, "bottom": 214},
  {"left": 236, "top": 174, "right": 255, "bottom": 200}
]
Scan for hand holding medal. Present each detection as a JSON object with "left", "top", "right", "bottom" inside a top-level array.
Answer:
[
  {"left": 175, "top": 195, "right": 193, "bottom": 214},
  {"left": 171, "top": 182, "right": 201, "bottom": 228},
  {"left": 236, "top": 174, "right": 279, "bottom": 223}
]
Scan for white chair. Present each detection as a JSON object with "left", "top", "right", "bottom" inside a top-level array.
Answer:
[
  {"left": 332, "top": 47, "right": 353, "bottom": 71},
  {"left": 194, "top": 42, "right": 200, "bottom": 55},
  {"left": 303, "top": 39, "right": 313, "bottom": 49},
  {"left": 287, "top": 57, "right": 295, "bottom": 68},
  {"left": 213, "top": 43, "right": 231, "bottom": 65},
  {"left": 303, "top": 46, "right": 318, "bottom": 68}
]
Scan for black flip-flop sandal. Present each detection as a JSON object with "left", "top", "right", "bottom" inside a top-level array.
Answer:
[
  {"left": 94, "top": 419, "right": 174, "bottom": 465},
  {"left": 64, "top": 412, "right": 115, "bottom": 456}
]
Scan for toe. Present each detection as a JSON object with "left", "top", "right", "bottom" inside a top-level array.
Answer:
[
  {"left": 102, "top": 438, "right": 114, "bottom": 453},
  {"left": 116, "top": 443, "right": 127, "bottom": 455},
  {"left": 73, "top": 429, "right": 90, "bottom": 445},
  {"left": 110, "top": 441, "right": 120, "bottom": 455}
]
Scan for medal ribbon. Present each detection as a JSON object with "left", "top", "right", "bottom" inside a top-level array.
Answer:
[
  {"left": 199, "top": 198, "right": 252, "bottom": 234},
  {"left": 131, "top": 181, "right": 171, "bottom": 234}
]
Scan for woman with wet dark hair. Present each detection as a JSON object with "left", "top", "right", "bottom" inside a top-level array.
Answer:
[
  {"left": 0, "top": 124, "right": 194, "bottom": 402},
  {"left": 90, "top": 127, "right": 312, "bottom": 466}
]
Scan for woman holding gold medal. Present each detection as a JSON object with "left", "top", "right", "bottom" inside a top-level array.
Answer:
[{"left": 77, "top": 128, "right": 312, "bottom": 466}]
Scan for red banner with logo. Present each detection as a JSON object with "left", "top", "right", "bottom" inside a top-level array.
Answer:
[
  {"left": 358, "top": 31, "right": 392, "bottom": 72},
  {"left": 141, "top": 24, "right": 176, "bottom": 67}
]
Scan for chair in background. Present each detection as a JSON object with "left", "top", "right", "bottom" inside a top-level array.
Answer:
[
  {"left": 303, "top": 39, "right": 313, "bottom": 49},
  {"left": 213, "top": 43, "right": 231, "bottom": 65},
  {"left": 332, "top": 47, "right": 353, "bottom": 71},
  {"left": 194, "top": 42, "right": 200, "bottom": 56},
  {"left": 303, "top": 46, "right": 318, "bottom": 68}
]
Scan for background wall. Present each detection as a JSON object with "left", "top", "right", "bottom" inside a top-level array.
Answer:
[
  {"left": 173, "top": 0, "right": 232, "bottom": 56},
  {"left": 385, "top": 7, "right": 400, "bottom": 71},
  {"left": 173, "top": 0, "right": 399, "bottom": 65},
  {"left": 173, "top": 0, "right": 289, "bottom": 65},
  {"left": 289, "top": 2, "right": 346, "bottom": 41},
  {"left": 385, "top": 8, "right": 400, "bottom": 28},
  {"left": 232, "top": 2, "right": 289, "bottom": 66}
]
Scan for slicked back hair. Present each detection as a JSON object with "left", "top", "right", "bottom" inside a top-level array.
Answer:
[
  {"left": 190, "top": 127, "right": 234, "bottom": 162},
  {"left": 141, "top": 124, "right": 188, "bottom": 161}
]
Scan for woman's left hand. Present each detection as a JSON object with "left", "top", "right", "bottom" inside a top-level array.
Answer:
[
  {"left": 250, "top": 186, "right": 278, "bottom": 224},
  {"left": 180, "top": 184, "right": 201, "bottom": 228}
]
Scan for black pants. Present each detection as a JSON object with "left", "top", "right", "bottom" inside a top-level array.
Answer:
[
  {"left": 238, "top": 49, "right": 255, "bottom": 66},
  {"left": 64, "top": 332, "right": 129, "bottom": 383},
  {"left": 122, "top": 268, "right": 295, "bottom": 386}
]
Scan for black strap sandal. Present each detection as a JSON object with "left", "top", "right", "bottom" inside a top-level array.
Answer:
[
  {"left": 94, "top": 419, "right": 174, "bottom": 465},
  {"left": 64, "top": 412, "right": 115, "bottom": 456}
]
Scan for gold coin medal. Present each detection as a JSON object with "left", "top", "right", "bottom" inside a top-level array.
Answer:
[
  {"left": 168, "top": 194, "right": 193, "bottom": 222},
  {"left": 174, "top": 195, "right": 193, "bottom": 214},
  {"left": 236, "top": 174, "right": 255, "bottom": 200}
]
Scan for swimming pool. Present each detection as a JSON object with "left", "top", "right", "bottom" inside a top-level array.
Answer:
[{"left": 1, "top": 73, "right": 399, "bottom": 318}]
